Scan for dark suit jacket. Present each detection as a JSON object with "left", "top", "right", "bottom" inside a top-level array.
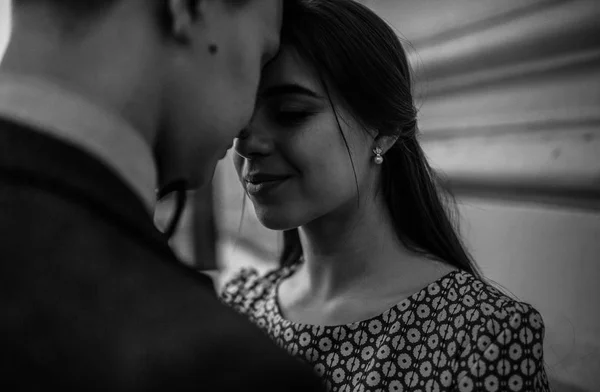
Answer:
[{"left": 0, "top": 118, "right": 324, "bottom": 391}]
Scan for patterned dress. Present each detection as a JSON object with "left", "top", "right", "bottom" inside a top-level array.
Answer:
[{"left": 221, "top": 261, "right": 550, "bottom": 392}]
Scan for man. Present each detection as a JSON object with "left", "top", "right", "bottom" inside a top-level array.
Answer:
[{"left": 0, "top": 1, "right": 323, "bottom": 390}]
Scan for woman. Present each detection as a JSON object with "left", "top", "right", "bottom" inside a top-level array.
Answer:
[{"left": 221, "top": 0, "right": 550, "bottom": 391}]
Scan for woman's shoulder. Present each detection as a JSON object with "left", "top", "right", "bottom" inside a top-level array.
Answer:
[
  {"left": 440, "top": 271, "right": 550, "bottom": 388},
  {"left": 446, "top": 270, "right": 545, "bottom": 337},
  {"left": 219, "top": 263, "right": 291, "bottom": 309}
]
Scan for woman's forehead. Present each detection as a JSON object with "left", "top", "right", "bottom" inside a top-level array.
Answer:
[{"left": 260, "top": 47, "right": 323, "bottom": 93}]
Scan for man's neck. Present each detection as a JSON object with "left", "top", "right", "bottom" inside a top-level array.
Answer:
[
  {"left": 0, "top": 72, "right": 159, "bottom": 214},
  {"left": 1, "top": 12, "right": 160, "bottom": 149}
]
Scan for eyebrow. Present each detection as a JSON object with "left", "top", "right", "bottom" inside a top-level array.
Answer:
[{"left": 259, "top": 83, "right": 323, "bottom": 100}]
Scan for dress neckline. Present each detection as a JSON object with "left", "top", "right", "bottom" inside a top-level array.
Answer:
[{"left": 269, "top": 260, "right": 464, "bottom": 329}]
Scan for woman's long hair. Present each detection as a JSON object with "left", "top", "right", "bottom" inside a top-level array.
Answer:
[{"left": 278, "top": 0, "right": 480, "bottom": 277}]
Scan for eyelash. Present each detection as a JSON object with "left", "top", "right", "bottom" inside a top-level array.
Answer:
[{"left": 270, "top": 109, "right": 316, "bottom": 127}]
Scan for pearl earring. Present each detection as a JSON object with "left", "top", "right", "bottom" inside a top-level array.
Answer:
[{"left": 373, "top": 147, "right": 384, "bottom": 165}]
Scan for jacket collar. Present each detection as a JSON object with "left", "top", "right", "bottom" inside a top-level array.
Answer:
[{"left": 0, "top": 73, "right": 157, "bottom": 214}]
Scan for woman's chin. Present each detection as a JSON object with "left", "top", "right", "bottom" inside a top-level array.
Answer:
[
  {"left": 255, "top": 209, "right": 300, "bottom": 231},
  {"left": 257, "top": 216, "right": 296, "bottom": 231}
]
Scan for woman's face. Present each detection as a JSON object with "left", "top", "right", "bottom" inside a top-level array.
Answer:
[{"left": 233, "top": 46, "right": 378, "bottom": 230}]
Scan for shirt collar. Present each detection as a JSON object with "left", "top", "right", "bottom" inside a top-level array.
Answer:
[{"left": 0, "top": 73, "right": 157, "bottom": 213}]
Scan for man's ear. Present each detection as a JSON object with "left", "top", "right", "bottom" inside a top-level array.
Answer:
[
  {"left": 166, "top": 0, "right": 206, "bottom": 43},
  {"left": 374, "top": 133, "right": 400, "bottom": 154}
]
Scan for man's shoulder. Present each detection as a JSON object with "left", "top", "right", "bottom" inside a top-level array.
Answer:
[{"left": 0, "top": 215, "right": 323, "bottom": 390}]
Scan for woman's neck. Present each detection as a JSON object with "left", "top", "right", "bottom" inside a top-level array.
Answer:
[
  {"left": 278, "top": 190, "right": 457, "bottom": 326},
  {"left": 295, "top": 192, "right": 421, "bottom": 301}
]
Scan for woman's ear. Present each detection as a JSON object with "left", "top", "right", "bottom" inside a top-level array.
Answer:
[
  {"left": 166, "top": 0, "right": 205, "bottom": 43},
  {"left": 374, "top": 133, "right": 400, "bottom": 154}
]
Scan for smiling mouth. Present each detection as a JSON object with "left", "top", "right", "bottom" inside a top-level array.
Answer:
[{"left": 243, "top": 174, "right": 290, "bottom": 195}]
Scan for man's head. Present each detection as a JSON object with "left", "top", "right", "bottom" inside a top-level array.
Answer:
[
  {"left": 9, "top": 0, "right": 283, "bottom": 189},
  {"left": 156, "top": 0, "right": 283, "bottom": 189}
]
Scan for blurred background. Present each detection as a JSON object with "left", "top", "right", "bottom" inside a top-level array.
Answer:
[{"left": 2, "top": 1, "right": 599, "bottom": 390}]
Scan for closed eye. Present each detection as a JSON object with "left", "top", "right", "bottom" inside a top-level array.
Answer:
[{"left": 271, "top": 109, "right": 316, "bottom": 127}]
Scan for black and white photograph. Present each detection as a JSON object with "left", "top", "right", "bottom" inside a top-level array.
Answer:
[{"left": 1, "top": 1, "right": 599, "bottom": 391}]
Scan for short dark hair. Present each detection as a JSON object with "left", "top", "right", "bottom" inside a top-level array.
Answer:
[
  {"left": 11, "top": 0, "right": 248, "bottom": 36},
  {"left": 14, "top": 0, "right": 119, "bottom": 15},
  {"left": 12, "top": 0, "right": 120, "bottom": 27},
  {"left": 13, "top": 0, "right": 264, "bottom": 31},
  {"left": 14, "top": 0, "right": 256, "bottom": 16}
]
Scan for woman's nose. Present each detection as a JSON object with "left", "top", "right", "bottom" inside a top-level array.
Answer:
[{"left": 233, "top": 125, "right": 273, "bottom": 159}]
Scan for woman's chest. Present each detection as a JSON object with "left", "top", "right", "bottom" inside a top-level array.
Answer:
[
  {"left": 285, "top": 325, "right": 457, "bottom": 391},
  {"left": 253, "top": 305, "right": 461, "bottom": 392}
]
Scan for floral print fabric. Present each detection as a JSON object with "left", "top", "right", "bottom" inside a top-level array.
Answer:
[{"left": 221, "top": 263, "right": 550, "bottom": 391}]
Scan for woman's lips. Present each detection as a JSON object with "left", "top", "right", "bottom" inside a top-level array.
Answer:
[{"left": 243, "top": 173, "right": 291, "bottom": 196}]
